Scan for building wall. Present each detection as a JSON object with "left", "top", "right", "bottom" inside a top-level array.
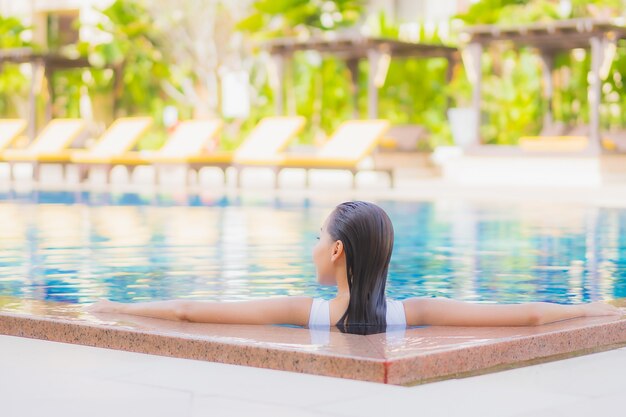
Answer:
[
  {"left": 0, "top": 0, "right": 113, "bottom": 15},
  {"left": 0, "top": 0, "right": 115, "bottom": 47}
]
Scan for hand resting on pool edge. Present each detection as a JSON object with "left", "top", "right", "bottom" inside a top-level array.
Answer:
[{"left": 86, "top": 201, "right": 623, "bottom": 335}]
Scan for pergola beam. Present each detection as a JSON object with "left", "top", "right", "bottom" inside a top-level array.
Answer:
[{"left": 263, "top": 35, "right": 458, "bottom": 119}]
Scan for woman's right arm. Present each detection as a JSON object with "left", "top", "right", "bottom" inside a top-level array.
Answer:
[
  {"left": 87, "top": 297, "right": 313, "bottom": 326},
  {"left": 402, "top": 297, "right": 622, "bottom": 327}
]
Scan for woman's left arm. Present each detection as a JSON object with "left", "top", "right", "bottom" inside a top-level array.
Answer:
[
  {"left": 403, "top": 297, "right": 622, "bottom": 327},
  {"left": 86, "top": 297, "right": 313, "bottom": 326}
]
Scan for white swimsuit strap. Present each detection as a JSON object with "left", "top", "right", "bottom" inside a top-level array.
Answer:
[{"left": 308, "top": 298, "right": 406, "bottom": 328}]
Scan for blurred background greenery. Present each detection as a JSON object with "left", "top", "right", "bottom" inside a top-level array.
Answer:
[{"left": 1, "top": 0, "right": 625, "bottom": 149}]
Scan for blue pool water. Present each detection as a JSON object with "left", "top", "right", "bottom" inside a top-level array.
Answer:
[{"left": 1, "top": 190, "right": 625, "bottom": 305}]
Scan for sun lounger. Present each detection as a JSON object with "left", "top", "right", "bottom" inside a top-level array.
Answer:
[
  {"left": 105, "top": 119, "right": 223, "bottom": 183},
  {"left": 70, "top": 117, "right": 153, "bottom": 181},
  {"left": 2, "top": 119, "right": 86, "bottom": 181},
  {"left": 0, "top": 119, "right": 27, "bottom": 155},
  {"left": 175, "top": 116, "right": 306, "bottom": 186},
  {"left": 274, "top": 119, "right": 391, "bottom": 188}
]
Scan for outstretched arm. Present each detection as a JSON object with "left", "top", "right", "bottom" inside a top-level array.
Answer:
[
  {"left": 87, "top": 297, "right": 314, "bottom": 326},
  {"left": 403, "top": 298, "right": 621, "bottom": 327}
]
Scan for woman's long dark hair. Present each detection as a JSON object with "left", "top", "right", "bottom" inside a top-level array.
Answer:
[{"left": 328, "top": 201, "right": 394, "bottom": 335}]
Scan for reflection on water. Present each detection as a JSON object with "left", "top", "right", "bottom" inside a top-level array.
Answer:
[{"left": 1, "top": 191, "right": 625, "bottom": 305}]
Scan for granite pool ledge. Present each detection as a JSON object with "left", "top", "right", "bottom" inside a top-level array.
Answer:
[{"left": 1, "top": 296, "right": 625, "bottom": 385}]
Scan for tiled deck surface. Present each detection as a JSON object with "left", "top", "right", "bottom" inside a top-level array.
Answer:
[
  {"left": 2, "top": 333, "right": 626, "bottom": 417},
  {"left": 1, "top": 296, "right": 625, "bottom": 385}
]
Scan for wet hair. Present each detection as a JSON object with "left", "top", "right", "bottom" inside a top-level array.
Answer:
[{"left": 327, "top": 201, "right": 394, "bottom": 335}]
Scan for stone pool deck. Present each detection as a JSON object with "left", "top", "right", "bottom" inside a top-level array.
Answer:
[
  {"left": 3, "top": 334, "right": 626, "bottom": 417},
  {"left": 1, "top": 296, "right": 625, "bottom": 385}
]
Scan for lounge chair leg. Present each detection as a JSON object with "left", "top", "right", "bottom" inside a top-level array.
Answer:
[
  {"left": 127, "top": 166, "right": 135, "bottom": 184},
  {"left": 154, "top": 167, "right": 160, "bottom": 185},
  {"left": 389, "top": 170, "right": 395, "bottom": 188},
  {"left": 235, "top": 168, "right": 241, "bottom": 188},
  {"left": 78, "top": 165, "right": 89, "bottom": 183},
  {"left": 273, "top": 168, "right": 280, "bottom": 189},
  {"left": 304, "top": 169, "right": 310, "bottom": 188},
  {"left": 33, "top": 164, "right": 41, "bottom": 183},
  {"left": 8, "top": 163, "right": 14, "bottom": 182},
  {"left": 106, "top": 166, "right": 113, "bottom": 184},
  {"left": 60, "top": 164, "right": 66, "bottom": 182},
  {"left": 351, "top": 170, "right": 357, "bottom": 189}
]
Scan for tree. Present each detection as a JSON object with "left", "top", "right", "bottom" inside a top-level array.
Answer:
[
  {"left": 0, "top": 15, "right": 32, "bottom": 117},
  {"left": 455, "top": 0, "right": 626, "bottom": 144},
  {"left": 237, "top": 0, "right": 363, "bottom": 39},
  {"left": 76, "top": 0, "right": 175, "bottom": 118},
  {"left": 145, "top": 0, "right": 254, "bottom": 118}
]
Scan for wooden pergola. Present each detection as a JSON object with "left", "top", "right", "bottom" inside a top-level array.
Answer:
[
  {"left": 0, "top": 47, "right": 91, "bottom": 140},
  {"left": 264, "top": 35, "right": 458, "bottom": 119},
  {"left": 460, "top": 18, "right": 626, "bottom": 151}
]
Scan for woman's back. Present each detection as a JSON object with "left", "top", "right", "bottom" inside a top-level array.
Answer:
[{"left": 308, "top": 298, "right": 406, "bottom": 328}]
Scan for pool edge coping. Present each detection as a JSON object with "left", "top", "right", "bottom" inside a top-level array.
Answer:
[{"left": 2, "top": 309, "right": 625, "bottom": 385}]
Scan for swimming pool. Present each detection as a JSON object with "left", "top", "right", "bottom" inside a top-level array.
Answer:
[{"left": 1, "top": 190, "right": 625, "bottom": 305}]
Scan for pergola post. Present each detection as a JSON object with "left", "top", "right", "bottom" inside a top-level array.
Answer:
[
  {"left": 538, "top": 52, "right": 555, "bottom": 129},
  {"left": 27, "top": 60, "right": 41, "bottom": 142},
  {"left": 285, "top": 54, "right": 296, "bottom": 116},
  {"left": 44, "top": 66, "right": 54, "bottom": 124},
  {"left": 445, "top": 54, "right": 455, "bottom": 112},
  {"left": 464, "top": 42, "right": 483, "bottom": 144},
  {"left": 271, "top": 54, "right": 285, "bottom": 116},
  {"left": 589, "top": 36, "right": 603, "bottom": 152},
  {"left": 367, "top": 49, "right": 380, "bottom": 119},
  {"left": 346, "top": 58, "right": 360, "bottom": 119}
]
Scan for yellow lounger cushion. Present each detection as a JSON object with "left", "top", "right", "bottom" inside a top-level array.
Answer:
[
  {"left": 108, "top": 151, "right": 234, "bottom": 165},
  {"left": 519, "top": 136, "right": 589, "bottom": 152},
  {"left": 2, "top": 150, "right": 77, "bottom": 163},
  {"left": 182, "top": 152, "right": 235, "bottom": 164},
  {"left": 278, "top": 156, "right": 367, "bottom": 168}
]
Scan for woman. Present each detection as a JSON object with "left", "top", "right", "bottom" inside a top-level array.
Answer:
[{"left": 87, "top": 201, "right": 621, "bottom": 335}]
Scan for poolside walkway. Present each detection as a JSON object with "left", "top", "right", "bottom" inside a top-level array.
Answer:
[{"left": 1, "top": 334, "right": 624, "bottom": 417}]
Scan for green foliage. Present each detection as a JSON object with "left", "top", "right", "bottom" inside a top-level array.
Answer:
[
  {"left": 79, "top": 0, "right": 174, "bottom": 117},
  {"left": 455, "top": 0, "right": 527, "bottom": 25},
  {"left": 456, "top": 0, "right": 626, "bottom": 144},
  {"left": 4, "top": 0, "right": 626, "bottom": 149},
  {"left": 481, "top": 51, "right": 543, "bottom": 144},
  {"left": 569, "top": 0, "right": 625, "bottom": 17},
  {"left": 0, "top": 15, "right": 31, "bottom": 116},
  {"left": 369, "top": 12, "right": 453, "bottom": 146},
  {"left": 235, "top": 0, "right": 368, "bottom": 146},
  {"left": 238, "top": 0, "right": 363, "bottom": 38},
  {"left": 239, "top": 3, "right": 455, "bottom": 147},
  {"left": 0, "top": 15, "right": 31, "bottom": 48}
]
